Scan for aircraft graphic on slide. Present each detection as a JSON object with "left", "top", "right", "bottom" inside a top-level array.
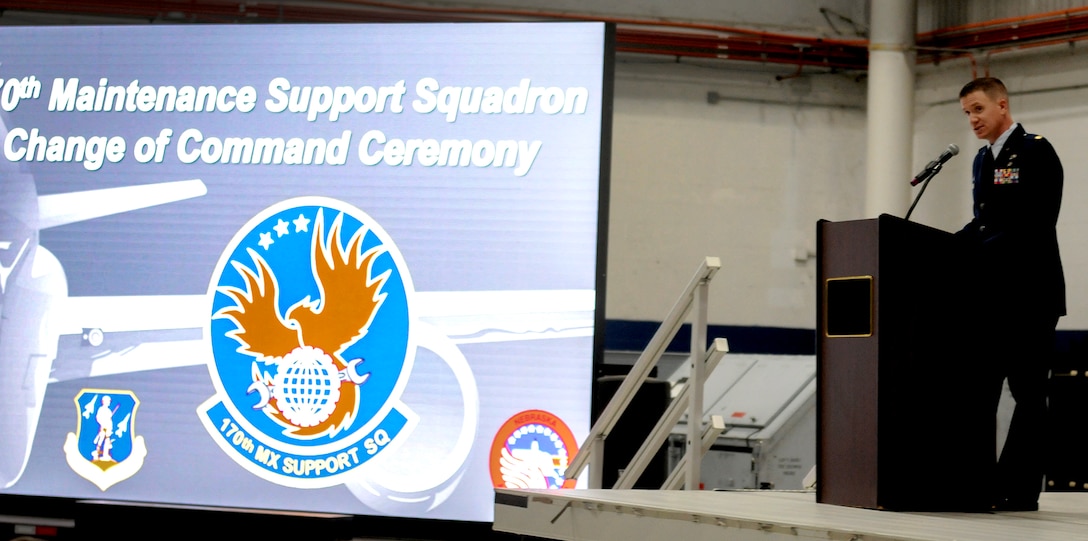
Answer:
[
  {"left": 0, "top": 115, "right": 594, "bottom": 495},
  {"left": 0, "top": 136, "right": 208, "bottom": 488}
]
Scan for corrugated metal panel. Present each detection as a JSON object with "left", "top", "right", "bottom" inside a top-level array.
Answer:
[{"left": 919, "top": 0, "right": 1088, "bottom": 33}]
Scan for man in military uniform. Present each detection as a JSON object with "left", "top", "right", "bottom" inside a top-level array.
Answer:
[{"left": 956, "top": 77, "right": 1065, "bottom": 512}]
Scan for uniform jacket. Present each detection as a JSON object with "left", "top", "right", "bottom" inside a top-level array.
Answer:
[{"left": 957, "top": 124, "right": 1066, "bottom": 318}]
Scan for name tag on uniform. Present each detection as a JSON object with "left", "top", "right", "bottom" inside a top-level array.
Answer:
[{"left": 994, "top": 168, "right": 1019, "bottom": 185}]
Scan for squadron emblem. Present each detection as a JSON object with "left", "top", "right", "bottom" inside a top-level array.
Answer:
[{"left": 199, "top": 197, "right": 417, "bottom": 488}]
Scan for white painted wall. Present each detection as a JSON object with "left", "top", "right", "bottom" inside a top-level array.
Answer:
[
  {"left": 606, "top": 46, "right": 1088, "bottom": 332},
  {"left": 606, "top": 62, "right": 866, "bottom": 328}
]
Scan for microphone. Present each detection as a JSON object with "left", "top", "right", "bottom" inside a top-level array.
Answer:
[{"left": 910, "top": 144, "right": 959, "bottom": 186}]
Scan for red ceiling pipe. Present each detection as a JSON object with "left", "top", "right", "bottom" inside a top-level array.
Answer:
[{"left": 6, "top": 0, "right": 1088, "bottom": 71}]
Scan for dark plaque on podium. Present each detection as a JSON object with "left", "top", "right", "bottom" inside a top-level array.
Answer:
[{"left": 816, "top": 214, "right": 993, "bottom": 511}]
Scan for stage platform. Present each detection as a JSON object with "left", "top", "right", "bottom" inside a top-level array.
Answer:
[{"left": 493, "top": 488, "right": 1088, "bottom": 541}]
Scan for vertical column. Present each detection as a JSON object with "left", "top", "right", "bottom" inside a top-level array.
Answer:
[{"left": 865, "top": 0, "right": 917, "bottom": 217}]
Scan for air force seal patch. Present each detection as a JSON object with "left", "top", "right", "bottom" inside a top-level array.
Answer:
[
  {"left": 199, "top": 197, "right": 417, "bottom": 488},
  {"left": 64, "top": 389, "right": 147, "bottom": 491}
]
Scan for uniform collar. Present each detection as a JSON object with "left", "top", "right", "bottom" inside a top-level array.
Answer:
[{"left": 989, "top": 122, "right": 1020, "bottom": 158}]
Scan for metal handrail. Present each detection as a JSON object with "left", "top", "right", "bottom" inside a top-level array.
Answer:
[
  {"left": 663, "top": 414, "right": 726, "bottom": 490},
  {"left": 564, "top": 256, "right": 726, "bottom": 490},
  {"left": 614, "top": 339, "right": 729, "bottom": 489}
]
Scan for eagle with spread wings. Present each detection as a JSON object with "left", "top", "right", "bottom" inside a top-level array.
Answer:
[{"left": 215, "top": 209, "right": 389, "bottom": 438}]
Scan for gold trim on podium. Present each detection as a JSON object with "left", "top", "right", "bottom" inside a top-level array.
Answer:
[{"left": 823, "top": 275, "right": 873, "bottom": 338}]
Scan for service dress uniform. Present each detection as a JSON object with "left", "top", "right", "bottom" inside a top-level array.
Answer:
[{"left": 956, "top": 123, "right": 1065, "bottom": 510}]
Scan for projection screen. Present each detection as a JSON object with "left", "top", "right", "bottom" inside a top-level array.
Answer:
[{"left": 0, "top": 21, "right": 612, "bottom": 523}]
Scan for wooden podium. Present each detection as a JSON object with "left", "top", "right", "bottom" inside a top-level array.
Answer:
[{"left": 816, "top": 214, "right": 994, "bottom": 511}]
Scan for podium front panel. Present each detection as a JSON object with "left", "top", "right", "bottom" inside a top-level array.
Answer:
[{"left": 816, "top": 215, "right": 993, "bottom": 511}]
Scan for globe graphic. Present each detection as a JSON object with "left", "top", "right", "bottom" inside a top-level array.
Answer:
[{"left": 273, "top": 346, "right": 342, "bottom": 427}]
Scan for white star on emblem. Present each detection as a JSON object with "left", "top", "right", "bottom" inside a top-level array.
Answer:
[
  {"left": 293, "top": 213, "right": 311, "bottom": 233},
  {"left": 273, "top": 219, "right": 290, "bottom": 237},
  {"left": 258, "top": 231, "right": 274, "bottom": 250}
]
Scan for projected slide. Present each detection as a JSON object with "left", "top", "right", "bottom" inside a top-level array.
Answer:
[{"left": 0, "top": 22, "right": 609, "bottom": 522}]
